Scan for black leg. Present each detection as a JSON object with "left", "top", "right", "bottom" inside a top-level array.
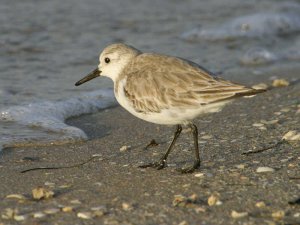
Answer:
[
  {"left": 139, "top": 125, "right": 182, "bottom": 170},
  {"left": 180, "top": 123, "right": 201, "bottom": 173}
]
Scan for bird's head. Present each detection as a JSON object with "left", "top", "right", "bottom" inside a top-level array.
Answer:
[{"left": 75, "top": 43, "right": 141, "bottom": 86}]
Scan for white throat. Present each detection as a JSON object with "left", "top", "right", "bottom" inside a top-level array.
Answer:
[
  {"left": 100, "top": 66, "right": 120, "bottom": 83},
  {"left": 99, "top": 59, "right": 131, "bottom": 83}
]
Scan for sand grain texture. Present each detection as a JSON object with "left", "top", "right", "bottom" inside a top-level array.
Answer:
[{"left": 1, "top": 82, "right": 300, "bottom": 224}]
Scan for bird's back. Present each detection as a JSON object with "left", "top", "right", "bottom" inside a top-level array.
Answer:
[{"left": 113, "top": 53, "right": 266, "bottom": 124}]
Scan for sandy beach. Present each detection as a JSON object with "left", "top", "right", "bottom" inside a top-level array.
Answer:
[
  {"left": 1, "top": 78, "right": 299, "bottom": 224},
  {"left": 1, "top": 0, "right": 300, "bottom": 224}
]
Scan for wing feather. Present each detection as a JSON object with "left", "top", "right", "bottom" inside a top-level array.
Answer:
[{"left": 120, "top": 53, "right": 264, "bottom": 113}]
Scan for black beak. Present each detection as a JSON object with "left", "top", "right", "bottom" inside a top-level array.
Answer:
[{"left": 75, "top": 68, "right": 101, "bottom": 86}]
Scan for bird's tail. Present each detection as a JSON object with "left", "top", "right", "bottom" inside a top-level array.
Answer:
[{"left": 236, "top": 88, "right": 267, "bottom": 98}]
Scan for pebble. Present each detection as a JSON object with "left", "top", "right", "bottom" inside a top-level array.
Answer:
[
  {"left": 252, "top": 83, "right": 268, "bottom": 90},
  {"left": 172, "top": 195, "right": 187, "bottom": 207},
  {"left": 14, "top": 214, "right": 27, "bottom": 221},
  {"left": 120, "top": 145, "right": 131, "bottom": 152},
  {"left": 272, "top": 79, "right": 289, "bottom": 87},
  {"left": 272, "top": 210, "right": 285, "bottom": 220},
  {"left": 93, "top": 210, "right": 106, "bottom": 217},
  {"left": 33, "top": 212, "right": 46, "bottom": 218},
  {"left": 77, "top": 212, "right": 93, "bottom": 219},
  {"left": 122, "top": 202, "right": 133, "bottom": 211},
  {"left": 32, "top": 187, "right": 54, "bottom": 200},
  {"left": 70, "top": 199, "right": 82, "bottom": 204},
  {"left": 1, "top": 209, "right": 27, "bottom": 221},
  {"left": 1, "top": 208, "right": 17, "bottom": 219},
  {"left": 94, "top": 182, "right": 103, "bottom": 186},
  {"left": 215, "top": 200, "right": 222, "bottom": 205},
  {"left": 194, "top": 173, "right": 205, "bottom": 177},
  {"left": 231, "top": 210, "right": 248, "bottom": 219},
  {"left": 62, "top": 206, "right": 73, "bottom": 212},
  {"left": 188, "top": 194, "right": 198, "bottom": 202},
  {"left": 179, "top": 221, "right": 188, "bottom": 225},
  {"left": 59, "top": 184, "right": 71, "bottom": 189},
  {"left": 252, "top": 123, "right": 264, "bottom": 127},
  {"left": 258, "top": 126, "right": 267, "bottom": 130},
  {"left": 280, "top": 108, "right": 290, "bottom": 112},
  {"left": 260, "top": 119, "right": 279, "bottom": 125},
  {"left": 282, "top": 130, "right": 300, "bottom": 141},
  {"left": 44, "top": 208, "right": 60, "bottom": 214},
  {"left": 44, "top": 182, "right": 55, "bottom": 187},
  {"left": 294, "top": 213, "right": 300, "bottom": 218},
  {"left": 173, "top": 194, "right": 201, "bottom": 209},
  {"left": 256, "top": 167, "right": 275, "bottom": 173},
  {"left": 236, "top": 164, "right": 245, "bottom": 169},
  {"left": 255, "top": 201, "right": 266, "bottom": 208},
  {"left": 194, "top": 207, "right": 206, "bottom": 213},
  {"left": 201, "top": 135, "right": 213, "bottom": 140}
]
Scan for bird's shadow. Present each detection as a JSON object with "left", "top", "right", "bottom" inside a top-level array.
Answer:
[{"left": 66, "top": 106, "right": 118, "bottom": 140}]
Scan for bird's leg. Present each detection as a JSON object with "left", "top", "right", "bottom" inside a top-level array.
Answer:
[
  {"left": 139, "top": 125, "right": 182, "bottom": 170},
  {"left": 180, "top": 123, "right": 201, "bottom": 173}
]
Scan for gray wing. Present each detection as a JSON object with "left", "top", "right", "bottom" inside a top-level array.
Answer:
[{"left": 123, "top": 53, "right": 264, "bottom": 113}]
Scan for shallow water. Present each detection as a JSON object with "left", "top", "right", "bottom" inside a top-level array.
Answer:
[{"left": 1, "top": 0, "right": 300, "bottom": 150}]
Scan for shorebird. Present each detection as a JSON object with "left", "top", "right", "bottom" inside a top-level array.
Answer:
[{"left": 75, "top": 43, "right": 265, "bottom": 173}]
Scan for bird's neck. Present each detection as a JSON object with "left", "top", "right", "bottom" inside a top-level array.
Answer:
[
  {"left": 103, "top": 59, "right": 132, "bottom": 83},
  {"left": 102, "top": 69, "right": 123, "bottom": 83},
  {"left": 114, "top": 74, "right": 126, "bottom": 97}
]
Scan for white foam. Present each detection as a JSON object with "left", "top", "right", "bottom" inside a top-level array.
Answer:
[
  {"left": 240, "top": 48, "right": 278, "bottom": 65},
  {"left": 240, "top": 47, "right": 300, "bottom": 66},
  {"left": 0, "top": 89, "right": 116, "bottom": 150},
  {"left": 181, "top": 13, "right": 300, "bottom": 41}
]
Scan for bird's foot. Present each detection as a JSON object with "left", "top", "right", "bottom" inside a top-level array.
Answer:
[
  {"left": 178, "top": 160, "right": 200, "bottom": 174},
  {"left": 139, "top": 159, "right": 167, "bottom": 170}
]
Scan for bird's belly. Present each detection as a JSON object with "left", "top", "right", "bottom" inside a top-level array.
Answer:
[
  {"left": 115, "top": 89, "right": 179, "bottom": 125},
  {"left": 115, "top": 91, "right": 231, "bottom": 125}
]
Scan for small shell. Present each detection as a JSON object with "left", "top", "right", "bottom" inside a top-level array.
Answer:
[
  {"left": 255, "top": 201, "right": 266, "bottom": 208},
  {"left": 272, "top": 79, "right": 289, "bottom": 87},
  {"left": 272, "top": 210, "right": 285, "bottom": 220},
  {"left": 256, "top": 167, "right": 275, "bottom": 173},
  {"left": 208, "top": 195, "right": 219, "bottom": 206},
  {"left": 231, "top": 210, "right": 248, "bottom": 218},
  {"left": 14, "top": 215, "right": 27, "bottom": 221},
  {"left": 282, "top": 131, "right": 300, "bottom": 141},
  {"left": 194, "top": 173, "right": 204, "bottom": 177},
  {"left": 6, "top": 194, "right": 26, "bottom": 200},
  {"left": 32, "top": 187, "right": 54, "bottom": 200},
  {"left": 62, "top": 207, "right": 73, "bottom": 212},
  {"left": 44, "top": 208, "right": 60, "bottom": 214},
  {"left": 77, "top": 212, "right": 93, "bottom": 219},
  {"left": 33, "top": 212, "right": 46, "bottom": 218}
]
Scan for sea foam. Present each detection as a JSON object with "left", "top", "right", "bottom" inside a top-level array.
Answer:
[
  {"left": 181, "top": 13, "right": 300, "bottom": 41},
  {"left": 0, "top": 89, "right": 116, "bottom": 150}
]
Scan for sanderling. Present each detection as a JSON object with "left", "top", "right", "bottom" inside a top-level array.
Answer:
[{"left": 75, "top": 43, "right": 266, "bottom": 173}]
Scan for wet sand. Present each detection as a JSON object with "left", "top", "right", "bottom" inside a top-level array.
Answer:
[{"left": 0, "top": 79, "right": 300, "bottom": 224}]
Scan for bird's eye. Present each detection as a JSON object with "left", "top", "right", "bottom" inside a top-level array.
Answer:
[{"left": 105, "top": 57, "right": 110, "bottom": 63}]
